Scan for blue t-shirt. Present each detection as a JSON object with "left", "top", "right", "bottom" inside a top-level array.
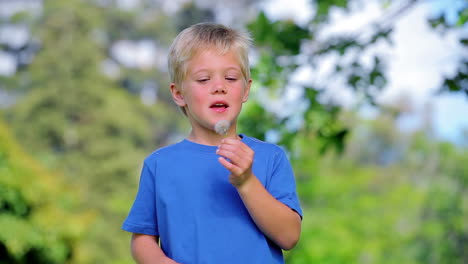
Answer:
[{"left": 122, "top": 134, "right": 302, "bottom": 264}]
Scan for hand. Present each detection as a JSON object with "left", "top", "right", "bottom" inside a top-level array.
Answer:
[
  {"left": 158, "top": 257, "right": 181, "bottom": 264},
  {"left": 216, "top": 138, "right": 254, "bottom": 188}
]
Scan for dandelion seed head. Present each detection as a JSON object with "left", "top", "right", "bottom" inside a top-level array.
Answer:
[{"left": 215, "top": 120, "right": 231, "bottom": 136}]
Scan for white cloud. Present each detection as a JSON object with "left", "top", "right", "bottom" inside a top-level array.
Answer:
[
  {"left": 261, "top": 0, "right": 313, "bottom": 26},
  {"left": 0, "top": 51, "right": 16, "bottom": 76},
  {"left": 0, "top": 25, "right": 29, "bottom": 49},
  {"left": 111, "top": 39, "right": 160, "bottom": 70},
  {"left": 321, "top": 1, "right": 384, "bottom": 38},
  {"left": 0, "top": 0, "right": 42, "bottom": 18},
  {"left": 116, "top": 0, "right": 140, "bottom": 10},
  {"left": 379, "top": 2, "right": 463, "bottom": 103},
  {"left": 312, "top": 1, "right": 464, "bottom": 105}
]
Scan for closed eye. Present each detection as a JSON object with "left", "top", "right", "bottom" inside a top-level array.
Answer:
[
  {"left": 226, "top": 77, "right": 238, "bottom": 81},
  {"left": 197, "top": 78, "right": 209, "bottom": 83}
]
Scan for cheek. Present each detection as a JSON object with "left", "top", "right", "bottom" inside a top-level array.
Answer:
[
  {"left": 235, "top": 86, "right": 248, "bottom": 101},
  {"left": 185, "top": 88, "right": 206, "bottom": 106}
]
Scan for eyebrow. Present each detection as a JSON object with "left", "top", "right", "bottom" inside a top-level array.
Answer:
[{"left": 191, "top": 66, "right": 241, "bottom": 75}]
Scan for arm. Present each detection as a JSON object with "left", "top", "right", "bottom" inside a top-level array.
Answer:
[
  {"left": 131, "top": 234, "right": 180, "bottom": 264},
  {"left": 217, "top": 139, "right": 302, "bottom": 250}
]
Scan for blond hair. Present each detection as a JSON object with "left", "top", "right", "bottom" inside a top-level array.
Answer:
[{"left": 168, "top": 22, "right": 252, "bottom": 89}]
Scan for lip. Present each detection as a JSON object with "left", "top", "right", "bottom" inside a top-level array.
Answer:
[
  {"left": 209, "top": 100, "right": 229, "bottom": 113},
  {"left": 211, "top": 107, "right": 227, "bottom": 113}
]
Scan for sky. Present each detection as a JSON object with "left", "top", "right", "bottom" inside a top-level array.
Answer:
[{"left": 261, "top": 0, "right": 468, "bottom": 144}]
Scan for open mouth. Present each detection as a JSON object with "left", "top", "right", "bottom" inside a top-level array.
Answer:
[{"left": 210, "top": 101, "right": 229, "bottom": 109}]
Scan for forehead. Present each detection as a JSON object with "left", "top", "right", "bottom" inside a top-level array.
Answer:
[{"left": 186, "top": 48, "right": 242, "bottom": 72}]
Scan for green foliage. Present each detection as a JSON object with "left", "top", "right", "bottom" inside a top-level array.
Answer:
[
  {"left": 4, "top": 0, "right": 184, "bottom": 262},
  {"left": 314, "top": 0, "right": 349, "bottom": 22},
  {"left": 439, "top": 61, "right": 467, "bottom": 97},
  {"left": 286, "top": 112, "right": 468, "bottom": 264},
  {"left": 239, "top": 100, "right": 277, "bottom": 142},
  {"left": 0, "top": 0, "right": 466, "bottom": 263},
  {"left": 243, "top": 5, "right": 390, "bottom": 154},
  {"left": 428, "top": 2, "right": 467, "bottom": 97},
  {"left": 0, "top": 119, "right": 92, "bottom": 263},
  {"left": 249, "top": 12, "right": 310, "bottom": 55},
  {"left": 410, "top": 141, "right": 468, "bottom": 263},
  {"left": 174, "top": 2, "right": 215, "bottom": 32}
]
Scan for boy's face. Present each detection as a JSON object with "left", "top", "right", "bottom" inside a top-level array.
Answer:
[{"left": 171, "top": 48, "right": 251, "bottom": 135}]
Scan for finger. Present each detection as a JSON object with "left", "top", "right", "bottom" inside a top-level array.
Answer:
[
  {"left": 216, "top": 148, "right": 244, "bottom": 166},
  {"left": 218, "top": 142, "right": 253, "bottom": 165},
  {"left": 219, "top": 138, "right": 248, "bottom": 150},
  {"left": 220, "top": 154, "right": 252, "bottom": 176},
  {"left": 220, "top": 138, "right": 241, "bottom": 144},
  {"left": 217, "top": 143, "right": 239, "bottom": 153},
  {"left": 219, "top": 140, "right": 253, "bottom": 156},
  {"left": 220, "top": 138, "right": 251, "bottom": 151},
  {"left": 218, "top": 157, "right": 242, "bottom": 175}
]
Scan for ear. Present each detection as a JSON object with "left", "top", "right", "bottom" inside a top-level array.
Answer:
[
  {"left": 170, "top": 83, "right": 186, "bottom": 107},
  {"left": 242, "top": 79, "right": 252, "bottom": 103}
]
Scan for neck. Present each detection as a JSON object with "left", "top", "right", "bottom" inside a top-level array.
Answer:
[{"left": 187, "top": 126, "right": 240, "bottom": 146}]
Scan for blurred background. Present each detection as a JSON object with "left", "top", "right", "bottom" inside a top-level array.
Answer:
[{"left": 0, "top": 0, "right": 466, "bottom": 263}]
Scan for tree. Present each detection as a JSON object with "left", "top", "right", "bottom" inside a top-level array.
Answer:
[
  {"left": 3, "top": 0, "right": 183, "bottom": 262},
  {"left": 0, "top": 118, "right": 92, "bottom": 264},
  {"left": 428, "top": 2, "right": 468, "bottom": 97},
  {"left": 0, "top": 0, "right": 466, "bottom": 263},
  {"left": 240, "top": 0, "right": 467, "bottom": 155},
  {"left": 286, "top": 109, "right": 467, "bottom": 263}
]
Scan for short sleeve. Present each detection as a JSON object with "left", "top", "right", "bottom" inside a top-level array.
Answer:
[
  {"left": 267, "top": 148, "right": 303, "bottom": 219},
  {"left": 122, "top": 160, "right": 159, "bottom": 235}
]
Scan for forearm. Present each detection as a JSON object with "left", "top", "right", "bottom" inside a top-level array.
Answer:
[
  {"left": 131, "top": 234, "right": 179, "bottom": 264},
  {"left": 237, "top": 175, "right": 301, "bottom": 250},
  {"left": 217, "top": 139, "right": 301, "bottom": 250}
]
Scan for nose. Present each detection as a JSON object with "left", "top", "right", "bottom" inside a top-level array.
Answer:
[{"left": 211, "top": 81, "right": 227, "bottom": 94}]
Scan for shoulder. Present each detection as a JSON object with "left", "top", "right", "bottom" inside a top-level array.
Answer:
[
  {"left": 242, "top": 134, "right": 286, "bottom": 158},
  {"left": 142, "top": 141, "right": 184, "bottom": 168}
]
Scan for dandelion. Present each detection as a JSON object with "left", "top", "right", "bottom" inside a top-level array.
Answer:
[{"left": 215, "top": 120, "right": 231, "bottom": 136}]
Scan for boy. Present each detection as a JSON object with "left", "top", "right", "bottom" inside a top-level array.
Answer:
[{"left": 122, "top": 22, "right": 302, "bottom": 264}]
